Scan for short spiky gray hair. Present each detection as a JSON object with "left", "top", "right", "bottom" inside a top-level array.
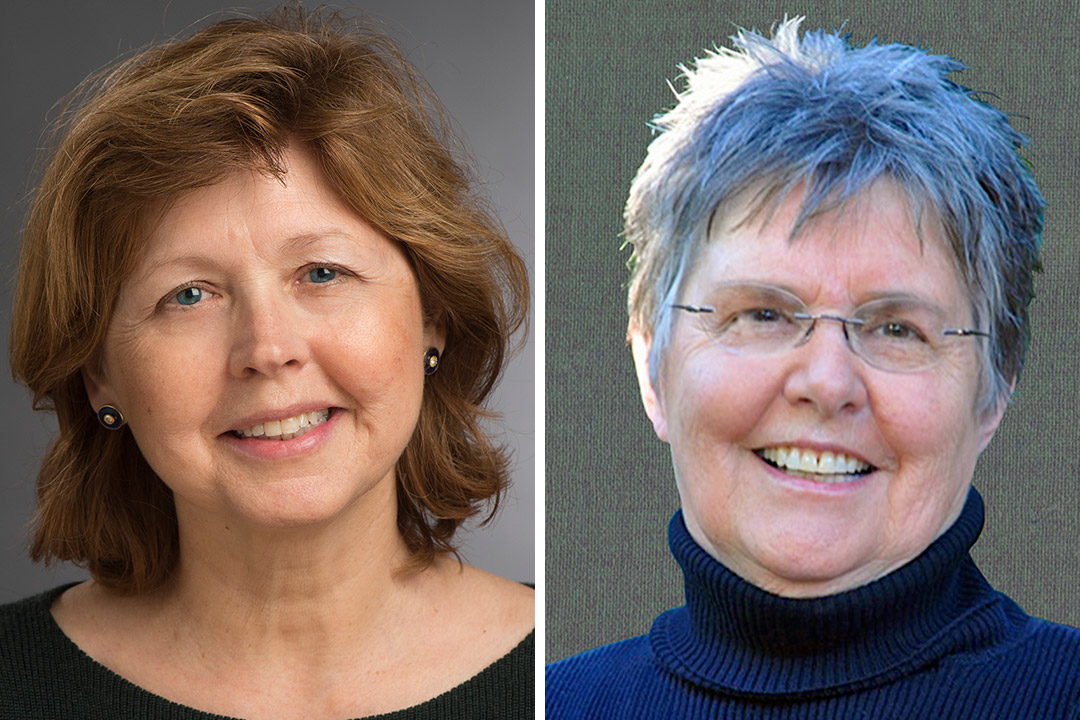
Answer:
[{"left": 625, "top": 17, "right": 1043, "bottom": 414}]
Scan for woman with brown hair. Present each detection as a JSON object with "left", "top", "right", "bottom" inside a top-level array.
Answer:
[{"left": 1, "top": 6, "right": 532, "bottom": 719}]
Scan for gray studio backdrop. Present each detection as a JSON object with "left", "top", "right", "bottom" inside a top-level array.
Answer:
[
  {"left": 0, "top": 0, "right": 534, "bottom": 601},
  {"left": 547, "top": 0, "right": 1080, "bottom": 662}
]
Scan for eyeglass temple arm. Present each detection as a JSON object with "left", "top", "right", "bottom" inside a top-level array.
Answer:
[{"left": 943, "top": 328, "right": 991, "bottom": 338}]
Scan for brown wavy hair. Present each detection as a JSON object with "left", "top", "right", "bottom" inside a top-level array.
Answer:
[{"left": 8, "top": 5, "right": 529, "bottom": 593}]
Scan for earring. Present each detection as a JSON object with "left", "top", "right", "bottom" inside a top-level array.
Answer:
[
  {"left": 424, "top": 347, "right": 440, "bottom": 375},
  {"left": 97, "top": 405, "right": 125, "bottom": 430}
]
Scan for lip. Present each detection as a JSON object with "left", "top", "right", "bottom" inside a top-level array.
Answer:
[
  {"left": 226, "top": 403, "right": 339, "bottom": 434},
  {"left": 220, "top": 407, "right": 340, "bottom": 461},
  {"left": 757, "top": 453, "right": 874, "bottom": 494}
]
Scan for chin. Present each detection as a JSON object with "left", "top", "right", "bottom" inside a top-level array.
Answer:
[
  {"left": 219, "top": 475, "right": 385, "bottom": 532},
  {"left": 739, "top": 525, "right": 888, "bottom": 598},
  {"left": 755, "top": 554, "right": 879, "bottom": 598}
]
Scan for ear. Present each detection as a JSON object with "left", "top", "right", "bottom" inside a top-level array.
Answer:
[
  {"left": 975, "top": 378, "right": 1015, "bottom": 453},
  {"left": 629, "top": 325, "right": 668, "bottom": 442},
  {"left": 81, "top": 353, "right": 112, "bottom": 411}
]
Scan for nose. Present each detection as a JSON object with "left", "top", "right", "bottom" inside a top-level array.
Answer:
[
  {"left": 782, "top": 318, "right": 868, "bottom": 417},
  {"left": 227, "top": 296, "right": 311, "bottom": 379}
]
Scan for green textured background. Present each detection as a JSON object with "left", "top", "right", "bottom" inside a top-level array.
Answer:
[{"left": 546, "top": 0, "right": 1080, "bottom": 663}]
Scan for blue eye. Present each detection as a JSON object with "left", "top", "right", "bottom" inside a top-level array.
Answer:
[
  {"left": 309, "top": 267, "right": 337, "bottom": 283},
  {"left": 176, "top": 287, "right": 203, "bottom": 306}
]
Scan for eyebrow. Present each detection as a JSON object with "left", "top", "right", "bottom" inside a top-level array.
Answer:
[
  {"left": 700, "top": 280, "right": 804, "bottom": 299},
  {"left": 695, "top": 278, "right": 807, "bottom": 302},
  {"left": 854, "top": 294, "right": 949, "bottom": 321},
  {"left": 701, "top": 281, "right": 947, "bottom": 310},
  {"left": 141, "top": 229, "right": 359, "bottom": 278},
  {"left": 279, "top": 229, "right": 358, "bottom": 253}
]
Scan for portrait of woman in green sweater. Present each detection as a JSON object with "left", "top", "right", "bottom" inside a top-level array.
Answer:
[{"left": 1, "top": 4, "right": 533, "bottom": 718}]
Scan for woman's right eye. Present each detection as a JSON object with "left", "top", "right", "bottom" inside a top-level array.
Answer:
[{"left": 871, "top": 320, "right": 927, "bottom": 343}]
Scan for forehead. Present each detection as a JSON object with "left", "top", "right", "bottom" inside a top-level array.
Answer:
[
  {"left": 147, "top": 160, "right": 342, "bottom": 247},
  {"left": 133, "top": 147, "right": 395, "bottom": 273},
  {"left": 689, "top": 179, "right": 969, "bottom": 311}
]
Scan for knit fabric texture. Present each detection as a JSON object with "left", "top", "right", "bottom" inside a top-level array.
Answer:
[
  {"left": 0, "top": 586, "right": 533, "bottom": 720},
  {"left": 547, "top": 488, "right": 1080, "bottom": 718}
]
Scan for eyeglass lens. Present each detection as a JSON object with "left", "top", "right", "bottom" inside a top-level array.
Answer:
[{"left": 681, "top": 283, "right": 968, "bottom": 372}]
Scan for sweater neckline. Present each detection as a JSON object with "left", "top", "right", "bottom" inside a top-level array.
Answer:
[
  {"left": 649, "top": 487, "right": 1007, "bottom": 698},
  {"left": 23, "top": 583, "right": 534, "bottom": 719}
]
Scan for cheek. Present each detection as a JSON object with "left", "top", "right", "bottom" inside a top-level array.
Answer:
[
  {"left": 110, "top": 331, "right": 203, "bottom": 414},
  {"left": 665, "top": 355, "right": 781, "bottom": 472},
  {"left": 321, "top": 301, "right": 426, "bottom": 410},
  {"left": 104, "top": 328, "right": 226, "bottom": 475},
  {"left": 872, "top": 366, "right": 981, "bottom": 470},
  {"left": 671, "top": 353, "right": 780, "bottom": 427}
]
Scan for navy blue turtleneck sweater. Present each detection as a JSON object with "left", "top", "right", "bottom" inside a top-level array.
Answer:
[{"left": 547, "top": 489, "right": 1080, "bottom": 718}]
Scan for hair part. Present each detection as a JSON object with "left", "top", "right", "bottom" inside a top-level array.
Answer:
[
  {"left": 9, "top": 5, "right": 528, "bottom": 592},
  {"left": 625, "top": 16, "right": 1043, "bottom": 415}
]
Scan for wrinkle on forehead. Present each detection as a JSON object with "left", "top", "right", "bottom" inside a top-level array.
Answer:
[
  {"left": 690, "top": 178, "right": 971, "bottom": 317},
  {"left": 135, "top": 156, "right": 354, "bottom": 271},
  {"left": 705, "top": 176, "right": 952, "bottom": 267}
]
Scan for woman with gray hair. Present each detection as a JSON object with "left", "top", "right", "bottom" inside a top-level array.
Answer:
[{"left": 547, "top": 17, "right": 1080, "bottom": 719}]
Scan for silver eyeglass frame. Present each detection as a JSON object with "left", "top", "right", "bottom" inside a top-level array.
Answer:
[{"left": 670, "top": 303, "right": 991, "bottom": 372}]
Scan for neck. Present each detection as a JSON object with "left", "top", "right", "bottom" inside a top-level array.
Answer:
[{"left": 154, "top": 474, "right": 427, "bottom": 667}]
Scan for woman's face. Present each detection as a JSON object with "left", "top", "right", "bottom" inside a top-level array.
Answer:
[
  {"left": 85, "top": 145, "right": 441, "bottom": 530},
  {"left": 631, "top": 179, "right": 1006, "bottom": 597}
]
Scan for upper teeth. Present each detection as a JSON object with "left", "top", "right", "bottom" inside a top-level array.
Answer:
[
  {"left": 236, "top": 409, "right": 330, "bottom": 440},
  {"left": 759, "top": 446, "right": 871, "bottom": 476}
]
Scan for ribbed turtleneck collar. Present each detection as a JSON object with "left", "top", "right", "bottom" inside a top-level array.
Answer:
[{"left": 649, "top": 487, "right": 1010, "bottom": 698}]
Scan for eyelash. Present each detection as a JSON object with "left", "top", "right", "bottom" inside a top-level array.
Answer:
[
  {"left": 159, "top": 264, "right": 356, "bottom": 310},
  {"left": 159, "top": 281, "right": 213, "bottom": 310},
  {"left": 300, "top": 263, "right": 353, "bottom": 287}
]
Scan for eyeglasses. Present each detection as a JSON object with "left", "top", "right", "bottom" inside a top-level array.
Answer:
[{"left": 671, "top": 283, "right": 989, "bottom": 373}]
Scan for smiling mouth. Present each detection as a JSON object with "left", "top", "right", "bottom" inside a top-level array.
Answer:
[
  {"left": 755, "top": 446, "right": 875, "bottom": 482},
  {"left": 232, "top": 408, "right": 332, "bottom": 441}
]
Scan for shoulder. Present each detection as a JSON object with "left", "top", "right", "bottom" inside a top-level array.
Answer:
[
  {"left": 546, "top": 635, "right": 658, "bottom": 719},
  {"left": 941, "top": 603, "right": 1080, "bottom": 716},
  {"left": 375, "top": 631, "right": 533, "bottom": 720},
  {"left": 975, "top": 598, "right": 1080, "bottom": 671},
  {"left": 0, "top": 584, "right": 86, "bottom": 715},
  {"left": 394, "top": 560, "right": 533, "bottom": 703},
  {"left": 1000, "top": 614, "right": 1080, "bottom": 681},
  {"left": 1024, "top": 614, "right": 1080, "bottom": 649},
  {"left": 388, "top": 568, "right": 534, "bottom": 720},
  {"left": 436, "top": 562, "right": 534, "bottom": 643},
  {"left": 427, "top": 630, "right": 533, "bottom": 719},
  {"left": 0, "top": 584, "right": 73, "bottom": 656},
  {"left": 458, "top": 562, "right": 535, "bottom": 606}
]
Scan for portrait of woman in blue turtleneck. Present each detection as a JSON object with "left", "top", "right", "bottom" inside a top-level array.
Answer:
[{"left": 546, "top": 17, "right": 1080, "bottom": 719}]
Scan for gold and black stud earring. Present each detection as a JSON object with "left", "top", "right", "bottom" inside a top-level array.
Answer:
[
  {"left": 424, "top": 347, "right": 440, "bottom": 376},
  {"left": 97, "top": 405, "right": 126, "bottom": 430}
]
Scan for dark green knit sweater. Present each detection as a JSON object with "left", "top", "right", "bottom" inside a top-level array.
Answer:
[{"left": 0, "top": 585, "right": 533, "bottom": 719}]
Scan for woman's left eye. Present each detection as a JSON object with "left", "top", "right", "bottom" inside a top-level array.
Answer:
[
  {"left": 747, "top": 307, "right": 786, "bottom": 323},
  {"left": 159, "top": 283, "right": 216, "bottom": 311},
  {"left": 308, "top": 267, "right": 338, "bottom": 283},
  {"left": 871, "top": 320, "right": 927, "bottom": 343},
  {"left": 175, "top": 286, "right": 204, "bottom": 305}
]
